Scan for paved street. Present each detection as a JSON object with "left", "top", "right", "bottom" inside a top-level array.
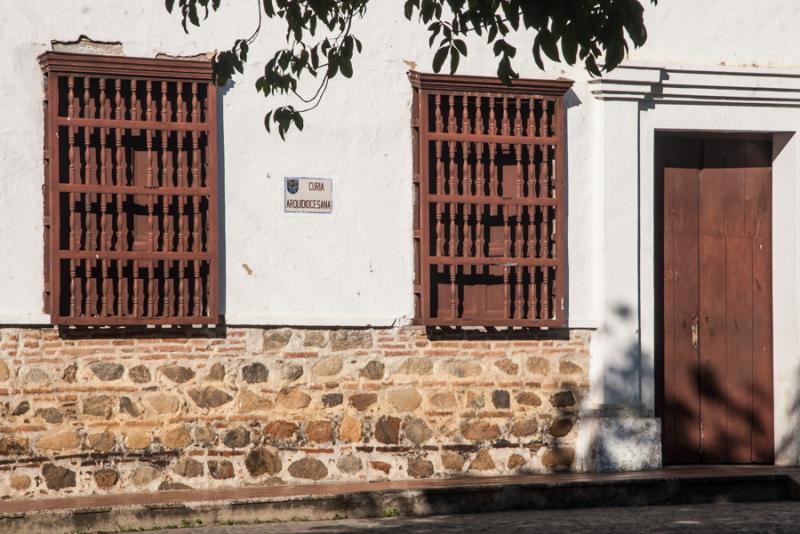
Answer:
[{"left": 147, "top": 501, "right": 800, "bottom": 533}]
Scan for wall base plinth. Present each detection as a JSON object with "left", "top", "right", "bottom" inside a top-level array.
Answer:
[{"left": 577, "top": 408, "right": 661, "bottom": 472}]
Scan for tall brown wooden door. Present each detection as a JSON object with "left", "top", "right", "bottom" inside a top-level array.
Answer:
[{"left": 659, "top": 135, "right": 773, "bottom": 464}]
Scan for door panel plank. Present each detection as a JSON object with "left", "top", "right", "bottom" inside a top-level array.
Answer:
[
  {"left": 698, "top": 233, "right": 728, "bottom": 463},
  {"left": 671, "top": 170, "right": 701, "bottom": 463},
  {"left": 699, "top": 161, "right": 730, "bottom": 464},
  {"left": 726, "top": 235, "right": 754, "bottom": 463},
  {"left": 747, "top": 142, "right": 774, "bottom": 463},
  {"left": 662, "top": 162, "right": 676, "bottom": 464},
  {"left": 661, "top": 137, "right": 702, "bottom": 464},
  {"left": 717, "top": 153, "right": 753, "bottom": 464}
]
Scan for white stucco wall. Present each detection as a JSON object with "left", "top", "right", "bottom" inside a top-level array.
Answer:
[
  {"left": 3, "top": 0, "right": 800, "bottom": 328},
  {"left": 6, "top": 0, "right": 800, "bottom": 469}
]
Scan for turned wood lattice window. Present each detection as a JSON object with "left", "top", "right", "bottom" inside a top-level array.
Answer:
[
  {"left": 40, "top": 52, "right": 219, "bottom": 326},
  {"left": 410, "top": 72, "right": 572, "bottom": 327}
]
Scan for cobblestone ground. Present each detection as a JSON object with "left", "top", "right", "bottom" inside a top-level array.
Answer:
[{"left": 147, "top": 501, "right": 800, "bottom": 533}]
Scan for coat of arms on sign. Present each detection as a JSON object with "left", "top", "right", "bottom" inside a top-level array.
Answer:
[{"left": 287, "top": 179, "right": 299, "bottom": 194}]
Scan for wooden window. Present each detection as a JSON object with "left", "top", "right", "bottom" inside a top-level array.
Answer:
[
  {"left": 409, "top": 72, "right": 572, "bottom": 327},
  {"left": 39, "top": 52, "right": 219, "bottom": 326}
]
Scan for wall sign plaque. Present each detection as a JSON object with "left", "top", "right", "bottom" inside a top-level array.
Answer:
[{"left": 284, "top": 177, "right": 333, "bottom": 214}]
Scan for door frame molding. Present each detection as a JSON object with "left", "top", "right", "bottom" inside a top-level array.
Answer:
[{"left": 590, "top": 65, "right": 800, "bottom": 466}]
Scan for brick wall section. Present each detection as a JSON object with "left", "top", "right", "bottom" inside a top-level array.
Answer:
[{"left": 0, "top": 327, "right": 590, "bottom": 497}]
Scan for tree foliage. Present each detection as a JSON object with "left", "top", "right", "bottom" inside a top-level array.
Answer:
[{"left": 166, "top": 0, "right": 657, "bottom": 138}]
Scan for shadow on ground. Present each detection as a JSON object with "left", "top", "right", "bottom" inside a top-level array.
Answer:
[{"left": 149, "top": 501, "right": 800, "bottom": 534}]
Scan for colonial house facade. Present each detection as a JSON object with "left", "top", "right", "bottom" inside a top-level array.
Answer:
[{"left": 1, "top": 1, "right": 798, "bottom": 498}]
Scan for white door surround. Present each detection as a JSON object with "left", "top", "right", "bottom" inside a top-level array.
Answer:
[{"left": 582, "top": 64, "right": 800, "bottom": 469}]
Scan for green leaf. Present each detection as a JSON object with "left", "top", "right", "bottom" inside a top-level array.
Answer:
[
  {"left": 449, "top": 48, "right": 460, "bottom": 74},
  {"left": 404, "top": 0, "right": 416, "bottom": 20},
  {"left": 188, "top": 4, "right": 200, "bottom": 27},
  {"left": 342, "top": 35, "right": 354, "bottom": 58},
  {"left": 432, "top": 46, "right": 448, "bottom": 73},
  {"left": 264, "top": 110, "right": 273, "bottom": 132},
  {"left": 532, "top": 38, "right": 545, "bottom": 70},
  {"left": 497, "top": 55, "right": 517, "bottom": 84},
  {"left": 585, "top": 55, "right": 601, "bottom": 77},
  {"left": 340, "top": 57, "right": 353, "bottom": 78},
  {"left": 561, "top": 23, "right": 577, "bottom": 65},
  {"left": 538, "top": 29, "right": 560, "bottom": 62},
  {"left": 164, "top": 0, "right": 657, "bottom": 136},
  {"left": 501, "top": 2, "right": 520, "bottom": 30},
  {"left": 487, "top": 24, "right": 498, "bottom": 42},
  {"left": 492, "top": 39, "right": 504, "bottom": 57}
]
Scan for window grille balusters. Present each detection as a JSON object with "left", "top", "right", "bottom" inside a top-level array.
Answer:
[
  {"left": 191, "top": 83, "right": 201, "bottom": 316},
  {"left": 516, "top": 266, "right": 523, "bottom": 319},
  {"left": 191, "top": 82, "right": 200, "bottom": 249},
  {"left": 161, "top": 260, "right": 169, "bottom": 318},
  {"left": 543, "top": 145, "right": 552, "bottom": 199},
  {"left": 175, "top": 85, "right": 186, "bottom": 318},
  {"left": 99, "top": 79, "right": 109, "bottom": 252},
  {"left": 542, "top": 98, "right": 551, "bottom": 137},
  {"left": 501, "top": 96, "right": 510, "bottom": 136},
  {"left": 66, "top": 76, "right": 78, "bottom": 317},
  {"left": 450, "top": 265, "right": 457, "bottom": 319},
  {"left": 119, "top": 81, "right": 129, "bottom": 263},
  {"left": 448, "top": 142, "right": 457, "bottom": 257},
  {"left": 475, "top": 95, "right": 484, "bottom": 135},
  {"left": 537, "top": 204, "right": 545, "bottom": 259},
  {"left": 515, "top": 144, "right": 523, "bottom": 198},
  {"left": 447, "top": 94, "right": 456, "bottom": 133},
  {"left": 526, "top": 144, "right": 534, "bottom": 199},
  {"left": 410, "top": 71, "right": 570, "bottom": 327},
  {"left": 434, "top": 94, "right": 442, "bottom": 133},
  {"left": 476, "top": 201, "right": 484, "bottom": 258},
  {"left": 462, "top": 143, "right": 472, "bottom": 257},
  {"left": 41, "top": 52, "right": 219, "bottom": 325},
  {"left": 503, "top": 265, "right": 510, "bottom": 319},
  {"left": 434, "top": 140, "right": 443, "bottom": 256},
  {"left": 461, "top": 95, "right": 470, "bottom": 136},
  {"left": 527, "top": 203, "right": 535, "bottom": 260},
  {"left": 160, "top": 136, "right": 168, "bottom": 317},
  {"left": 489, "top": 143, "right": 497, "bottom": 198},
  {"left": 83, "top": 80, "right": 93, "bottom": 258},
  {"left": 476, "top": 142, "right": 485, "bottom": 197},
  {"left": 100, "top": 78, "right": 110, "bottom": 318},
  {"left": 179, "top": 259, "right": 186, "bottom": 318},
  {"left": 527, "top": 96, "right": 535, "bottom": 138},
  {"left": 488, "top": 96, "right": 497, "bottom": 135}
]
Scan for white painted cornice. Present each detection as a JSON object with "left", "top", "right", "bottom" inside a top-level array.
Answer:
[{"left": 590, "top": 64, "right": 800, "bottom": 105}]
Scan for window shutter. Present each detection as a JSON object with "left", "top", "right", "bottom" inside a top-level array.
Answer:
[
  {"left": 40, "top": 52, "right": 219, "bottom": 326},
  {"left": 409, "top": 72, "right": 572, "bottom": 327}
]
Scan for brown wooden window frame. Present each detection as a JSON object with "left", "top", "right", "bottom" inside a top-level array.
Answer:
[
  {"left": 409, "top": 71, "right": 573, "bottom": 328},
  {"left": 40, "top": 52, "right": 220, "bottom": 326}
]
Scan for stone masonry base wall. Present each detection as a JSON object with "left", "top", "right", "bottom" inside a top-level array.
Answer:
[{"left": 0, "top": 327, "right": 590, "bottom": 498}]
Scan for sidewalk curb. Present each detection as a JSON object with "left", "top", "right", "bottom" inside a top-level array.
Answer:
[{"left": 2, "top": 470, "right": 797, "bottom": 534}]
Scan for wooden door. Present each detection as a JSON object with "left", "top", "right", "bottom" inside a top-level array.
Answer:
[{"left": 659, "top": 135, "right": 773, "bottom": 464}]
